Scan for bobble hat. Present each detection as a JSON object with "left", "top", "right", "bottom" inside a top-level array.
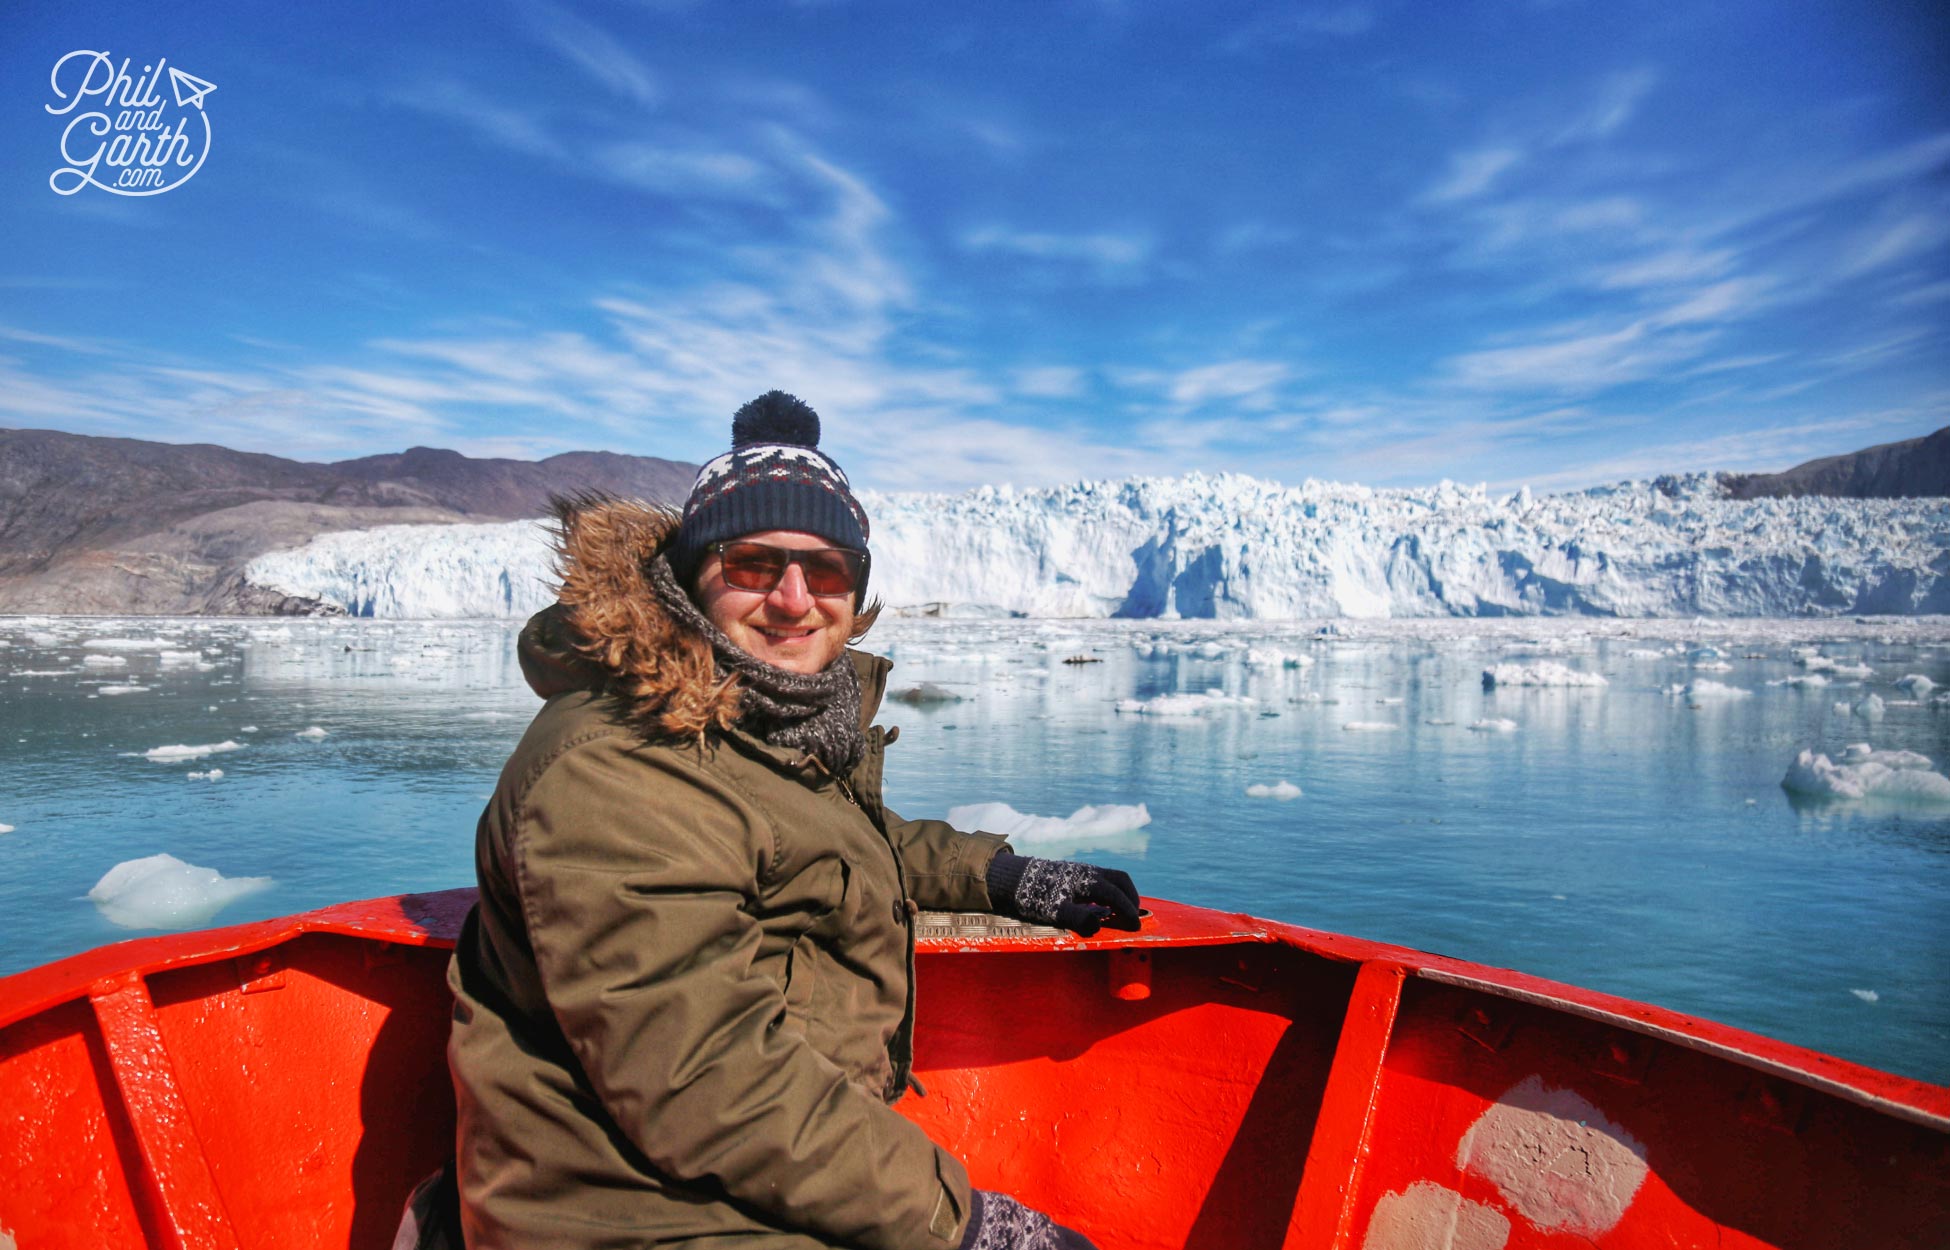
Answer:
[{"left": 667, "top": 391, "right": 871, "bottom": 599}]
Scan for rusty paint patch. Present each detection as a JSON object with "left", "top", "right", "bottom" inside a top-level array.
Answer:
[
  {"left": 1456, "top": 1075, "right": 1648, "bottom": 1235},
  {"left": 1362, "top": 1181, "right": 1510, "bottom": 1250}
]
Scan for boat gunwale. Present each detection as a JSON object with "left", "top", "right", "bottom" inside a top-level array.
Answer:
[{"left": 1, "top": 888, "right": 1944, "bottom": 1132}]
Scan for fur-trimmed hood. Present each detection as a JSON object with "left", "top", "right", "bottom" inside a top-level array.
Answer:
[{"left": 517, "top": 495, "right": 886, "bottom": 740}]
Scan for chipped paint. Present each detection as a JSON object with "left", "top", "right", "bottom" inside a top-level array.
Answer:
[
  {"left": 0, "top": 1222, "right": 16, "bottom": 1250},
  {"left": 1456, "top": 1075, "right": 1648, "bottom": 1235},
  {"left": 1362, "top": 1181, "right": 1510, "bottom": 1250}
]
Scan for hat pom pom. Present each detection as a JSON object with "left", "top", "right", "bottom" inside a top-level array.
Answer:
[{"left": 732, "top": 391, "right": 821, "bottom": 448}]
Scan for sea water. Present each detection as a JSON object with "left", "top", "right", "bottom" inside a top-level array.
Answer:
[{"left": 1, "top": 614, "right": 1946, "bottom": 1085}]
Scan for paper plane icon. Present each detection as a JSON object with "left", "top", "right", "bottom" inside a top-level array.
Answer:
[{"left": 168, "top": 67, "right": 217, "bottom": 110}]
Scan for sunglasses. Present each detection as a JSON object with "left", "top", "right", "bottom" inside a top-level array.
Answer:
[{"left": 712, "top": 541, "right": 868, "bottom": 598}]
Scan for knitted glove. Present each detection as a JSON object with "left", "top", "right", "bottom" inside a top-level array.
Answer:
[
  {"left": 959, "top": 1190, "right": 1099, "bottom": 1250},
  {"left": 986, "top": 852, "right": 1141, "bottom": 936}
]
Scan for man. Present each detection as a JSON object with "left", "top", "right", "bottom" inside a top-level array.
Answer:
[{"left": 446, "top": 391, "right": 1142, "bottom": 1249}]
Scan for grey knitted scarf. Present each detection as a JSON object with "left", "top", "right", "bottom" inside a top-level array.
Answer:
[{"left": 648, "top": 553, "right": 864, "bottom": 776}]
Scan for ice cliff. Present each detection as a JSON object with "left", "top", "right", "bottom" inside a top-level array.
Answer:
[{"left": 243, "top": 472, "right": 1950, "bottom": 619}]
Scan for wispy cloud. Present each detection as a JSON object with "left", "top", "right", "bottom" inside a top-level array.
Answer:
[
  {"left": 1591, "top": 247, "right": 1735, "bottom": 289},
  {"left": 1512, "top": 412, "right": 1930, "bottom": 491},
  {"left": 1835, "top": 207, "right": 1950, "bottom": 278},
  {"left": 959, "top": 225, "right": 1154, "bottom": 281},
  {"left": 1423, "top": 147, "right": 1525, "bottom": 204},
  {"left": 1440, "top": 278, "right": 1775, "bottom": 394},
  {"left": 391, "top": 79, "right": 565, "bottom": 159},
  {"left": 519, "top": 0, "right": 660, "bottom": 106},
  {"left": 1162, "top": 360, "right": 1292, "bottom": 407},
  {"left": 1555, "top": 68, "right": 1657, "bottom": 143},
  {"left": 1445, "top": 324, "right": 1712, "bottom": 392},
  {"left": 1011, "top": 366, "right": 1086, "bottom": 398},
  {"left": 598, "top": 141, "right": 777, "bottom": 203},
  {"left": 0, "top": 325, "right": 112, "bottom": 354},
  {"left": 1219, "top": 5, "right": 1374, "bottom": 53}
]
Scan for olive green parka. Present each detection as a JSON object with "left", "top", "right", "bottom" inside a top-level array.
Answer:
[{"left": 446, "top": 499, "right": 1008, "bottom": 1249}]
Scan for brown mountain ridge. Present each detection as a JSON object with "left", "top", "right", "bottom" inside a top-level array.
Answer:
[{"left": 0, "top": 429, "right": 695, "bottom": 615}]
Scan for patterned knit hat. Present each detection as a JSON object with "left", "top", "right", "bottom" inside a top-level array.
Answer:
[{"left": 667, "top": 391, "right": 871, "bottom": 597}]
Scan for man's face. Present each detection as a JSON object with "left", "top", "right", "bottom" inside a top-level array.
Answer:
[{"left": 694, "top": 529, "right": 858, "bottom": 675}]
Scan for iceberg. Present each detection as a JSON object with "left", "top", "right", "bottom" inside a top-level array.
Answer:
[
  {"left": 139, "top": 741, "right": 243, "bottom": 762},
  {"left": 87, "top": 853, "right": 274, "bottom": 930},
  {"left": 1782, "top": 745, "right": 1950, "bottom": 804},
  {"left": 1482, "top": 661, "right": 1607, "bottom": 689},
  {"left": 945, "top": 801, "right": 1152, "bottom": 841}
]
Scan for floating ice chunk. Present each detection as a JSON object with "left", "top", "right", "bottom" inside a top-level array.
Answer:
[
  {"left": 1194, "top": 641, "right": 1228, "bottom": 659},
  {"left": 82, "top": 654, "right": 128, "bottom": 669},
  {"left": 1796, "top": 654, "right": 1837, "bottom": 672},
  {"left": 1850, "top": 989, "right": 1879, "bottom": 1004},
  {"left": 295, "top": 726, "right": 329, "bottom": 739},
  {"left": 87, "top": 853, "right": 273, "bottom": 930},
  {"left": 139, "top": 741, "right": 243, "bottom": 761},
  {"left": 158, "top": 650, "right": 202, "bottom": 666},
  {"left": 1469, "top": 718, "right": 1519, "bottom": 733},
  {"left": 890, "top": 683, "right": 964, "bottom": 705},
  {"left": 1246, "top": 780, "right": 1303, "bottom": 799},
  {"left": 1115, "top": 691, "right": 1255, "bottom": 716},
  {"left": 1501, "top": 636, "right": 1590, "bottom": 655},
  {"left": 240, "top": 725, "right": 259, "bottom": 733},
  {"left": 27, "top": 632, "right": 59, "bottom": 646},
  {"left": 1669, "top": 680, "right": 1751, "bottom": 700},
  {"left": 1244, "top": 647, "right": 1313, "bottom": 669},
  {"left": 1624, "top": 648, "right": 1666, "bottom": 660},
  {"left": 1343, "top": 721, "right": 1398, "bottom": 732},
  {"left": 98, "top": 685, "right": 149, "bottom": 696},
  {"left": 83, "top": 638, "right": 171, "bottom": 652},
  {"left": 1852, "top": 693, "right": 1885, "bottom": 721},
  {"left": 1692, "top": 660, "right": 1733, "bottom": 672},
  {"left": 945, "top": 801, "right": 1151, "bottom": 841},
  {"left": 1895, "top": 674, "right": 1937, "bottom": 697},
  {"left": 1768, "top": 674, "right": 1829, "bottom": 688},
  {"left": 1482, "top": 661, "right": 1607, "bottom": 689},
  {"left": 1830, "top": 662, "right": 1874, "bottom": 679},
  {"left": 1688, "top": 646, "right": 1724, "bottom": 661},
  {"left": 0, "top": 823, "right": 13, "bottom": 834},
  {"left": 187, "top": 769, "right": 224, "bottom": 780},
  {"left": 1782, "top": 746, "right": 1950, "bottom": 804}
]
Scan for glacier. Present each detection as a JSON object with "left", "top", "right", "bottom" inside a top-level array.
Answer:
[{"left": 243, "top": 472, "right": 1950, "bottom": 620}]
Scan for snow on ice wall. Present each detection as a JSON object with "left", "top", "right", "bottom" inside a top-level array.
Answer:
[{"left": 244, "top": 473, "right": 1950, "bottom": 619}]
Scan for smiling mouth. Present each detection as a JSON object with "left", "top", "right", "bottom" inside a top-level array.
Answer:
[{"left": 755, "top": 626, "right": 819, "bottom": 641}]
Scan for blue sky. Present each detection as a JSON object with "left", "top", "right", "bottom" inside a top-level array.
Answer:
[{"left": 2, "top": 1, "right": 1945, "bottom": 493}]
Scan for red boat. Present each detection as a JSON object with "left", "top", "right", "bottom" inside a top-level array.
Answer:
[{"left": 1, "top": 890, "right": 1944, "bottom": 1249}]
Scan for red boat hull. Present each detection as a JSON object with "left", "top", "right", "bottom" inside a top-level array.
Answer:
[{"left": 1, "top": 891, "right": 1944, "bottom": 1249}]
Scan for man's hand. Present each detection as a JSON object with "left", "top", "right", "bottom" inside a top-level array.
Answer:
[
  {"left": 986, "top": 852, "right": 1141, "bottom": 936},
  {"left": 960, "top": 1190, "right": 1098, "bottom": 1250}
]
